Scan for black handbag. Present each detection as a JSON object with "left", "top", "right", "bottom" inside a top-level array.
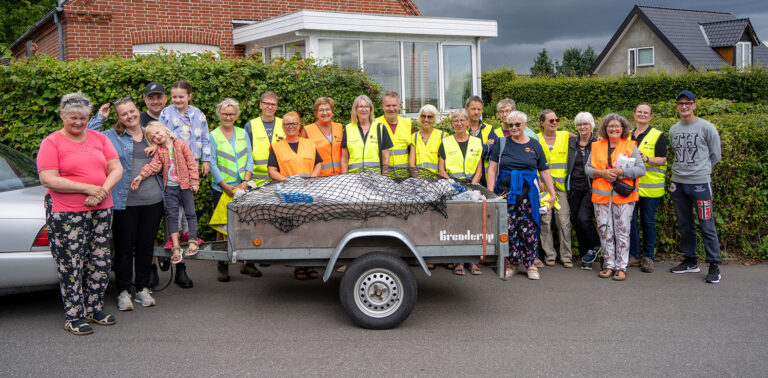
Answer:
[{"left": 607, "top": 147, "right": 636, "bottom": 197}]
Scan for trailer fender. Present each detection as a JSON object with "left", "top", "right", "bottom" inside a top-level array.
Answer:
[{"left": 323, "top": 228, "right": 431, "bottom": 282}]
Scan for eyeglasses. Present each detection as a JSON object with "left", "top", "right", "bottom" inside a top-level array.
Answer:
[
  {"left": 220, "top": 113, "right": 237, "bottom": 118},
  {"left": 317, "top": 108, "right": 333, "bottom": 114},
  {"left": 634, "top": 110, "right": 651, "bottom": 115},
  {"left": 261, "top": 101, "right": 277, "bottom": 108},
  {"left": 576, "top": 123, "right": 592, "bottom": 128},
  {"left": 284, "top": 122, "right": 300, "bottom": 127},
  {"left": 63, "top": 98, "right": 91, "bottom": 107},
  {"left": 676, "top": 101, "right": 694, "bottom": 107},
  {"left": 420, "top": 114, "right": 434, "bottom": 120},
  {"left": 507, "top": 122, "right": 523, "bottom": 128},
  {"left": 498, "top": 109, "right": 512, "bottom": 115},
  {"left": 357, "top": 105, "right": 371, "bottom": 109},
  {"left": 547, "top": 118, "right": 560, "bottom": 124},
  {"left": 112, "top": 96, "right": 131, "bottom": 106}
]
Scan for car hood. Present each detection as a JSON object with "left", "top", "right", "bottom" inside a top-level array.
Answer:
[{"left": 0, "top": 185, "right": 46, "bottom": 219}]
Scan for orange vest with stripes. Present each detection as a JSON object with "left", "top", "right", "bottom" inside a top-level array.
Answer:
[
  {"left": 590, "top": 139, "right": 639, "bottom": 204},
  {"left": 272, "top": 138, "right": 317, "bottom": 177},
  {"left": 304, "top": 122, "right": 343, "bottom": 176}
]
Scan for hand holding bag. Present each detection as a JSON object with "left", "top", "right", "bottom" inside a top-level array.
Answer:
[{"left": 607, "top": 148, "right": 636, "bottom": 198}]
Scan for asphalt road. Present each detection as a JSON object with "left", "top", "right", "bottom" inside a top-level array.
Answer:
[{"left": 1, "top": 260, "right": 766, "bottom": 377}]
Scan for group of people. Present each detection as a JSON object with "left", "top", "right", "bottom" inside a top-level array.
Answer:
[{"left": 37, "top": 81, "right": 722, "bottom": 335}]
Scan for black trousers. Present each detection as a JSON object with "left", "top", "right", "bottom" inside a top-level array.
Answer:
[
  {"left": 113, "top": 201, "right": 164, "bottom": 292},
  {"left": 567, "top": 188, "right": 601, "bottom": 255}
]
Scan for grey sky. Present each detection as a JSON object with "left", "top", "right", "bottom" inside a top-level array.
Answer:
[{"left": 412, "top": 0, "right": 768, "bottom": 73}]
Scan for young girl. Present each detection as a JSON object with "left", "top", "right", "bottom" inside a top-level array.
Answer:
[
  {"left": 159, "top": 80, "right": 210, "bottom": 246},
  {"left": 131, "top": 122, "right": 200, "bottom": 263}
]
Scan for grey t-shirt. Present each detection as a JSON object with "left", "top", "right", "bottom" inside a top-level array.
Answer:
[
  {"left": 668, "top": 117, "right": 721, "bottom": 184},
  {"left": 126, "top": 138, "right": 163, "bottom": 206}
]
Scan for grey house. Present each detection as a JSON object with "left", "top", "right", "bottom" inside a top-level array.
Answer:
[{"left": 591, "top": 5, "right": 768, "bottom": 76}]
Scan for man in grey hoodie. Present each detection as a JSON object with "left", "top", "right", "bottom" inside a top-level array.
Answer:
[{"left": 668, "top": 90, "right": 722, "bottom": 284}]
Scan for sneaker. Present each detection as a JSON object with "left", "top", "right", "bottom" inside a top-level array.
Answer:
[
  {"left": 705, "top": 264, "right": 721, "bottom": 284},
  {"left": 64, "top": 319, "right": 93, "bottom": 336},
  {"left": 582, "top": 248, "right": 599, "bottom": 263},
  {"left": 86, "top": 311, "right": 116, "bottom": 326},
  {"left": 581, "top": 261, "right": 593, "bottom": 270},
  {"left": 135, "top": 288, "right": 156, "bottom": 307},
  {"left": 641, "top": 257, "right": 654, "bottom": 273},
  {"left": 628, "top": 256, "right": 641, "bottom": 267},
  {"left": 240, "top": 262, "right": 263, "bottom": 277},
  {"left": 670, "top": 259, "right": 700, "bottom": 274},
  {"left": 163, "top": 237, "right": 173, "bottom": 250},
  {"left": 117, "top": 290, "right": 134, "bottom": 311}
]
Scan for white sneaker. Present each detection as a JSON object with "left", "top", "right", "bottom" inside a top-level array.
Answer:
[
  {"left": 134, "top": 288, "right": 156, "bottom": 307},
  {"left": 117, "top": 290, "right": 134, "bottom": 311}
]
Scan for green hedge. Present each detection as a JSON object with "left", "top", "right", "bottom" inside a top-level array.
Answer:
[
  {"left": 0, "top": 53, "right": 381, "bottom": 240},
  {"left": 482, "top": 66, "right": 768, "bottom": 117}
]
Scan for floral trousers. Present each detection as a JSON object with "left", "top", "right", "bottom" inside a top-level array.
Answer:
[
  {"left": 45, "top": 195, "right": 112, "bottom": 322},
  {"left": 594, "top": 201, "right": 635, "bottom": 271},
  {"left": 507, "top": 195, "right": 538, "bottom": 268}
]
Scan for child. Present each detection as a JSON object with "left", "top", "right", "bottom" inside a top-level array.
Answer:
[
  {"left": 159, "top": 80, "right": 210, "bottom": 246},
  {"left": 131, "top": 122, "right": 200, "bottom": 263}
]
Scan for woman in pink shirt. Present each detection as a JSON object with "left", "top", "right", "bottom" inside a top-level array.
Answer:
[{"left": 37, "top": 92, "right": 123, "bottom": 336}]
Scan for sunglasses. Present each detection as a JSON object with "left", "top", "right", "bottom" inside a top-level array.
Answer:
[
  {"left": 112, "top": 96, "right": 132, "bottom": 106},
  {"left": 507, "top": 122, "right": 523, "bottom": 128},
  {"left": 63, "top": 98, "right": 91, "bottom": 106},
  {"left": 547, "top": 118, "right": 560, "bottom": 123},
  {"left": 420, "top": 114, "right": 434, "bottom": 119}
]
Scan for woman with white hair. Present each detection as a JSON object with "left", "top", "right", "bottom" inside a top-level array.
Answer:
[
  {"left": 408, "top": 104, "right": 445, "bottom": 178},
  {"left": 37, "top": 92, "right": 123, "bottom": 335},
  {"left": 567, "top": 112, "right": 602, "bottom": 269},
  {"left": 487, "top": 111, "right": 556, "bottom": 280},
  {"left": 341, "top": 95, "right": 393, "bottom": 175}
]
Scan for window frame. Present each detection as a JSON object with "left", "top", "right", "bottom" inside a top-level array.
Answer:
[
  {"left": 627, "top": 46, "right": 654, "bottom": 75},
  {"left": 735, "top": 41, "right": 752, "bottom": 69}
]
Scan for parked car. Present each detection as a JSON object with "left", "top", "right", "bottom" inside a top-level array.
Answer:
[{"left": 0, "top": 142, "right": 58, "bottom": 295}]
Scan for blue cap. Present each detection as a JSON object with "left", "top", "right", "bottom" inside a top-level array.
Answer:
[{"left": 676, "top": 90, "right": 696, "bottom": 102}]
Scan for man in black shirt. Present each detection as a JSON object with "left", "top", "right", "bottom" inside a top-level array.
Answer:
[{"left": 140, "top": 82, "right": 168, "bottom": 127}]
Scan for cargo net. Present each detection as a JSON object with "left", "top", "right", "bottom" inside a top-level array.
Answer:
[{"left": 231, "top": 168, "right": 475, "bottom": 232}]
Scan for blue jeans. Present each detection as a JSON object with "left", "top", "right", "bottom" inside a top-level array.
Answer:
[{"left": 629, "top": 196, "right": 661, "bottom": 260}]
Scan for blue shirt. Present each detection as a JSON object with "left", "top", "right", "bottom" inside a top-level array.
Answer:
[{"left": 159, "top": 105, "right": 211, "bottom": 162}]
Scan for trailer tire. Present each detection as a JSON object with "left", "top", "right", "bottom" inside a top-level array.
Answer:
[{"left": 339, "top": 252, "right": 417, "bottom": 329}]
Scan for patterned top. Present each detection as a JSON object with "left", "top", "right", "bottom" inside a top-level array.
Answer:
[{"left": 159, "top": 105, "right": 211, "bottom": 162}]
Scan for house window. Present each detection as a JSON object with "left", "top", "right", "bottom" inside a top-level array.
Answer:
[
  {"left": 442, "top": 45, "right": 472, "bottom": 110},
  {"left": 266, "top": 45, "right": 283, "bottom": 62},
  {"left": 735, "top": 42, "right": 751, "bottom": 69},
  {"left": 627, "top": 47, "right": 653, "bottom": 75},
  {"left": 318, "top": 39, "right": 360, "bottom": 68},
  {"left": 286, "top": 41, "right": 305, "bottom": 59},
  {"left": 404, "top": 42, "right": 439, "bottom": 112},
  {"left": 362, "top": 41, "right": 401, "bottom": 95},
  {"left": 132, "top": 43, "right": 220, "bottom": 57}
]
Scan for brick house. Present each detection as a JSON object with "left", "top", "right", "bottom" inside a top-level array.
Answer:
[{"left": 9, "top": 0, "right": 497, "bottom": 113}]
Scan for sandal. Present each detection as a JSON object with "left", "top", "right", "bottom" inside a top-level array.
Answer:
[
  {"left": 469, "top": 264, "right": 482, "bottom": 275},
  {"left": 294, "top": 267, "right": 308, "bottom": 280},
  {"left": 171, "top": 247, "right": 183, "bottom": 265},
  {"left": 64, "top": 319, "right": 93, "bottom": 336},
  {"left": 612, "top": 270, "right": 626, "bottom": 281},
  {"left": 599, "top": 269, "right": 614, "bottom": 278},
  {"left": 185, "top": 242, "right": 199, "bottom": 257},
  {"left": 453, "top": 264, "right": 466, "bottom": 276},
  {"left": 527, "top": 267, "right": 540, "bottom": 280},
  {"left": 306, "top": 268, "right": 319, "bottom": 280},
  {"left": 85, "top": 311, "right": 116, "bottom": 326}
]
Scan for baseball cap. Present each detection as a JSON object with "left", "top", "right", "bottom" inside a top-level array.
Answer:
[
  {"left": 144, "top": 82, "right": 166, "bottom": 96},
  {"left": 676, "top": 90, "right": 696, "bottom": 102}
]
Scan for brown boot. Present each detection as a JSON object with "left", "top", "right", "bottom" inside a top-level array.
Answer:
[{"left": 641, "top": 257, "right": 655, "bottom": 273}]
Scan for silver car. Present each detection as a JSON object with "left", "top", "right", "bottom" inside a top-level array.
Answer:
[{"left": 0, "top": 143, "right": 58, "bottom": 295}]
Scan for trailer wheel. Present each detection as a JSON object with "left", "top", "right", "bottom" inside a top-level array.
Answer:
[{"left": 339, "top": 252, "right": 417, "bottom": 329}]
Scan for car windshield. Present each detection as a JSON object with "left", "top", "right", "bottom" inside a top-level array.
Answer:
[{"left": 0, "top": 143, "right": 41, "bottom": 192}]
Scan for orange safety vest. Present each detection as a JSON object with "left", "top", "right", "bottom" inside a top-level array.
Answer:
[
  {"left": 272, "top": 138, "right": 317, "bottom": 177},
  {"left": 590, "top": 139, "right": 639, "bottom": 204},
  {"left": 304, "top": 122, "right": 343, "bottom": 176}
]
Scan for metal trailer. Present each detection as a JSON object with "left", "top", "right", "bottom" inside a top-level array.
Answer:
[{"left": 164, "top": 196, "right": 510, "bottom": 329}]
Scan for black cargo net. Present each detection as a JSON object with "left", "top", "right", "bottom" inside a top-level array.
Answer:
[{"left": 231, "top": 169, "right": 475, "bottom": 232}]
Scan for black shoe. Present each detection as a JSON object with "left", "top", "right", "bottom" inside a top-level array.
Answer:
[
  {"left": 174, "top": 263, "right": 194, "bottom": 288},
  {"left": 240, "top": 262, "right": 262, "bottom": 277},
  {"left": 670, "top": 259, "right": 700, "bottom": 273},
  {"left": 217, "top": 261, "right": 231, "bottom": 282},
  {"left": 148, "top": 264, "right": 159, "bottom": 289},
  {"left": 158, "top": 257, "right": 171, "bottom": 272},
  {"left": 705, "top": 263, "right": 721, "bottom": 284}
]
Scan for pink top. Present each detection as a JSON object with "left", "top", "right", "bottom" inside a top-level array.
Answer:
[{"left": 37, "top": 129, "right": 118, "bottom": 212}]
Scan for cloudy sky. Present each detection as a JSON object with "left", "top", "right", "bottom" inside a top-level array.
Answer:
[{"left": 412, "top": 0, "right": 768, "bottom": 73}]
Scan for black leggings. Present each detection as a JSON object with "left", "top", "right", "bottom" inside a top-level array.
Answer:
[{"left": 113, "top": 201, "right": 164, "bottom": 292}]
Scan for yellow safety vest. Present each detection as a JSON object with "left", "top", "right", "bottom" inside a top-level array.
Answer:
[
  {"left": 376, "top": 115, "right": 412, "bottom": 169},
  {"left": 471, "top": 123, "right": 504, "bottom": 174},
  {"left": 411, "top": 129, "right": 445, "bottom": 174},
  {"left": 636, "top": 127, "right": 667, "bottom": 198},
  {"left": 345, "top": 122, "right": 383, "bottom": 173},
  {"left": 211, "top": 127, "right": 248, "bottom": 183},
  {"left": 538, "top": 130, "right": 569, "bottom": 191},
  {"left": 250, "top": 117, "right": 284, "bottom": 186},
  {"left": 442, "top": 135, "right": 482, "bottom": 180}
]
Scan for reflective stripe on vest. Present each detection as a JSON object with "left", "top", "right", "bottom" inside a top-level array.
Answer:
[
  {"left": 538, "top": 130, "right": 569, "bottom": 191},
  {"left": 211, "top": 127, "right": 248, "bottom": 182},
  {"left": 442, "top": 135, "right": 482, "bottom": 180},
  {"left": 305, "top": 122, "right": 343, "bottom": 176},
  {"left": 636, "top": 127, "right": 667, "bottom": 198},
  {"left": 273, "top": 138, "right": 317, "bottom": 177},
  {"left": 251, "top": 117, "right": 284, "bottom": 186},
  {"left": 377, "top": 115, "right": 412, "bottom": 169},
  {"left": 478, "top": 123, "right": 504, "bottom": 174},
  {"left": 346, "top": 122, "right": 382, "bottom": 173},
  {"left": 412, "top": 129, "right": 444, "bottom": 174},
  {"left": 590, "top": 139, "right": 639, "bottom": 204}
]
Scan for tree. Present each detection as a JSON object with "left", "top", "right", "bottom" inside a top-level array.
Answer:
[
  {"left": 0, "top": 0, "right": 57, "bottom": 47},
  {"left": 530, "top": 48, "right": 555, "bottom": 77},
  {"left": 554, "top": 46, "right": 599, "bottom": 76}
]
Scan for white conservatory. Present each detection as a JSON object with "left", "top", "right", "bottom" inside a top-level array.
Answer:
[{"left": 232, "top": 10, "right": 497, "bottom": 114}]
